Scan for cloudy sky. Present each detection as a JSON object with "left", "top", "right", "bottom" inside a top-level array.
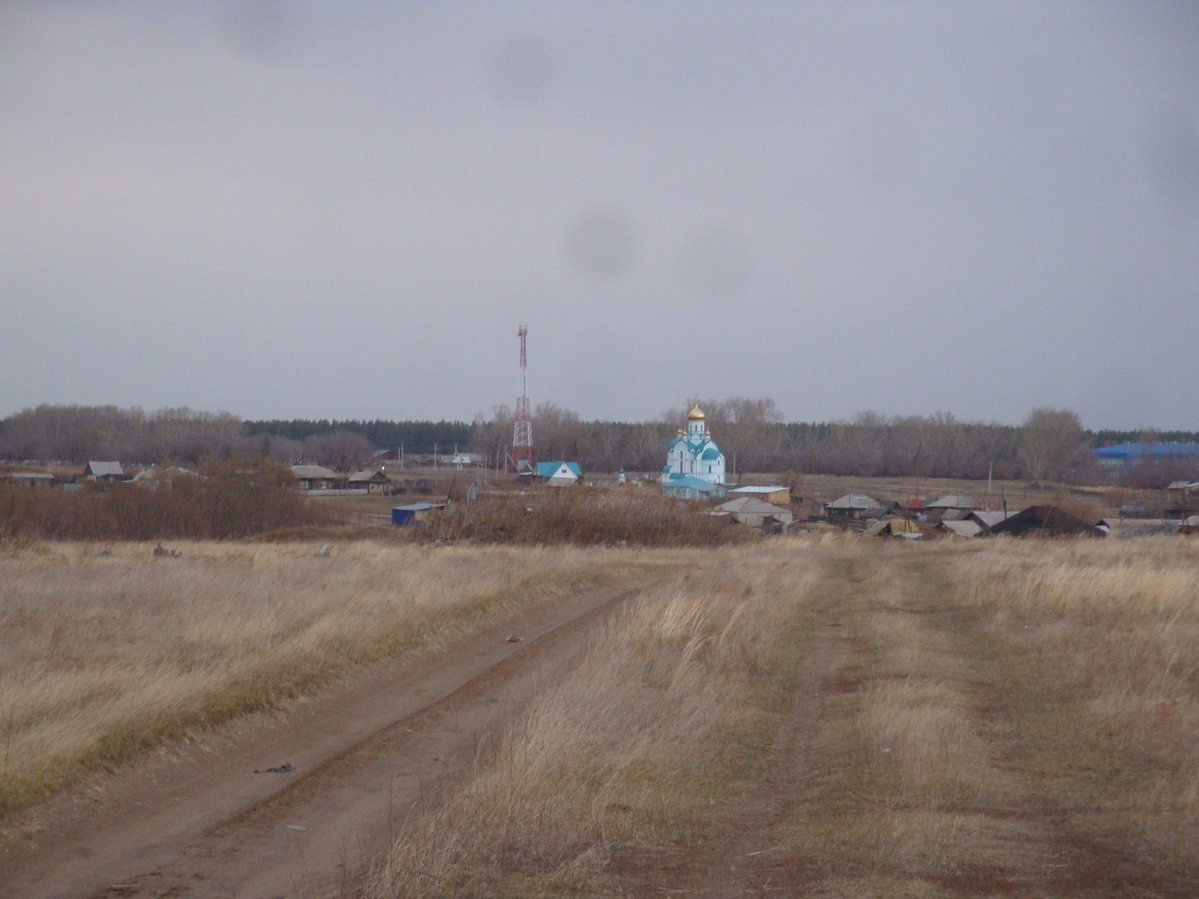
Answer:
[{"left": 2, "top": 2, "right": 1197, "bottom": 428}]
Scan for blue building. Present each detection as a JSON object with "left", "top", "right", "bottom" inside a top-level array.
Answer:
[
  {"left": 662, "top": 405, "right": 726, "bottom": 485},
  {"left": 1093, "top": 442, "right": 1199, "bottom": 469}
]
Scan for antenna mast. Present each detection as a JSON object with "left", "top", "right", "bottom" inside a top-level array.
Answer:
[{"left": 512, "top": 325, "right": 533, "bottom": 471}]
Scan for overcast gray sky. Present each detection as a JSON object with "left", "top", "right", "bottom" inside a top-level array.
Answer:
[{"left": 2, "top": 1, "right": 1197, "bottom": 428}]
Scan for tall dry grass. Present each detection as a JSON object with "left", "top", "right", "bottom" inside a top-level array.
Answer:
[
  {"left": 0, "top": 540, "right": 656, "bottom": 818},
  {"left": 952, "top": 538, "right": 1199, "bottom": 866},
  {"left": 361, "top": 540, "right": 822, "bottom": 898},
  {"left": 417, "top": 489, "right": 750, "bottom": 547}
]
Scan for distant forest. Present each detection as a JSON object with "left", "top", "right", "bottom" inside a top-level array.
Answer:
[{"left": 2, "top": 403, "right": 1197, "bottom": 486}]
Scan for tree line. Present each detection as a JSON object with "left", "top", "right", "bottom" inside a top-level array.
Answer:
[{"left": 2, "top": 402, "right": 1197, "bottom": 485}]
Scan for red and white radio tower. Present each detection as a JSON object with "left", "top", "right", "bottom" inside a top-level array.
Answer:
[{"left": 512, "top": 325, "right": 534, "bottom": 472}]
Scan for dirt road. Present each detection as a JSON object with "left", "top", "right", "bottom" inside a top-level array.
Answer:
[{"left": 0, "top": 580, "right": 651, "bottom": 899}]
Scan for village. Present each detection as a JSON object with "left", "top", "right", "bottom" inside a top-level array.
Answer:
[{"left": 4, "top": 400, "right": 1198, "bottom": 542}]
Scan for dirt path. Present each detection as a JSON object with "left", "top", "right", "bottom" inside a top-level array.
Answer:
[
  {"left": 611, "top": 550, "right": 1199, "bottom": 898},
  {"left": 0, "top": 579, "right": 653, "bottom": 899}
]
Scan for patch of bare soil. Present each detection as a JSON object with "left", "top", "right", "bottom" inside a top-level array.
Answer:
[{"left": 0, "top": 580, "right": 653, "bottom": 899}]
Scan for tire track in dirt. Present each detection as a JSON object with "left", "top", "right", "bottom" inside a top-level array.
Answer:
[
  {"left": 0, "top": 579, "right": 657, "bottom": 899},
  {"left": 613, "top": 549, "right": 1199, "bottom": 897}
]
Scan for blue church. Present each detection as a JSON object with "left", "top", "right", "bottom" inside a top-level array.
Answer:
[{"left": 661, "top": 405, "right": 726, "bottom": 486}]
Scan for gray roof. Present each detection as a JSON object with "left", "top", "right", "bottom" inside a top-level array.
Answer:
[
  {"left": 347, "top": 469, "right": 388, "bottom": 482},
  {"left": 827, "top": 493, "right": 878, "bottom": 509},
  {"left": 970, "top": 510, "right": 1019, "bottom": 527},
  {"left": 86, "top": 461, "right": 124, "bottom": 477},
  {"left": 728, "top": 485, "right": 788, "bottom": 495},
  {"left": 940, "top": 520, "right": 982, "bottom": 538},
  {"left": 716, "top": 497, "right": 790, "bottom": 515},
  {"left": 926, "top": 494, "right": 976, "bottom": 509},
  {"left": 291, "top": 464, "right": 339, "bottom": 479}
]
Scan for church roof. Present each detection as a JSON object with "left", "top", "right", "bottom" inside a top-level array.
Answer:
[
  {"left": 701, "top": 447, "right": 721, "bottom": 460},
  {"left": 687, "top": 404, "right": 706, "bottom": 421}
]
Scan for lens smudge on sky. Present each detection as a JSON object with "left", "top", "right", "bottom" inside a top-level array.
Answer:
[{"left": 0, "top": 2, "right": 1196, "bottom": 429}]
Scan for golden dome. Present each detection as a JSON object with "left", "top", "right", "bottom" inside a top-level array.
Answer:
[{"left": 687, "top": 404, "right": 706, "bottom": 421}]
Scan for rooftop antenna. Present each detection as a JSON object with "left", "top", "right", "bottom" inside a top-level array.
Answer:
[{"left": 512, "top": 326, "right": 534, "bottom": 472}]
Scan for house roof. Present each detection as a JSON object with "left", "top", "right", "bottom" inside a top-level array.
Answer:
[
  {"left": 989, "top": 505, "right": 1103, "bottom": 538},
  {"left": 536, "top": 461, "right": 582, "bottom": 479},
  {"left": 717, "top": 497, "right": 789, "bottom": 515},
  {"left": 348, "top": 469, "right": 388, "bottom": 482},
  {"left": 393, "top": 502, "right": 442, "bottom": 512},
  {"left": 940, "top": 519, "right": 983, "bottom": 538},
  {"left": 86, "top": 461, "right": 124, "bottom": 477},
  {"left": 926, "top": 495, "right": 976, "bottom": 509},
  {"left": 729, "top": 485, "right": 788, "bottom": 495},
  {"left": 663, "top": 475, "right": 723, "bottom": 494},
  {"left": 827, "top": 493, "right": 878, "bottom": 509},
  {"left": 291, "top": 464, "right": 339, "bottom": 479},
  {"left": 970, "top": 510, "right": 1018, "bottom": 528}
]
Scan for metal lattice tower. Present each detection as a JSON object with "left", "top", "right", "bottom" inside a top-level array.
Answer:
[{"left": 512, "top": 325, "right": 533, "bottom": 470}]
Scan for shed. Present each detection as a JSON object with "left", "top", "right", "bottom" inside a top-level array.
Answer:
[
  {"left": 663, "top": 475, "right": 728, "bottom": 500},
  {"left": 713, "top": 496, "right": 794, "bottom": 528},
  {"left": 939, "top": 519, "right": 983, "bottom": 538},
  {"left": 391, "top": 502, "right": 443, "bottom": 525},
  {"left": 826, "top": 494, "right": 884, "bottom": 520},
  {"left": 535, "top": 461, "right": 582, "bottom": 487},
  {"left": 85, "top": 461, "right": 125, "bottom": 482},
  {"left": 4, "top": 472, "right": 56, "bottom": 489},
  {"left": 727, "top": 485, "right": 791, "bottom": 505}
]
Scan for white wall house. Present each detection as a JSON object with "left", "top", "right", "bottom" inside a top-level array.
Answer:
[{"left": 661, "top": 405, "right": 726, "bottom": 485}]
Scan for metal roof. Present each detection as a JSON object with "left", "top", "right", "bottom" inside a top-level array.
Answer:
[
  {"left": 86, "top": 461, "right": 124, "bottom": 477},
  {"left": 717, "top": 497, "right": 789, "bottom": 515},
  {"left": 1094, "top": 442, "right": 1199, "bottom": 459},
  {"left": 827, "top": 493, "right": 878, "bottom": 509},
  {"left": 291, "top": 464, "right": 339, "bottom": 479},
  {"left": 940, "top": 520, "right": 982, "bottom": 538},
  {"left": 926, "top": 495, "right": 976, "bottom": 509},
  {"left": 664, "top": 475, "right": 722, "bottom": 493},
  {"left": 535, "top": 461, "right": 581, "bottom": 479},
  {"left": 729, "top": 485, "right": 788, "bottom": 494}
]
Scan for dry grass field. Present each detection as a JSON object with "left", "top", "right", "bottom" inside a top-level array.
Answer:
[
  {"left": 361, "top": 535, "right": 1199, "bottom": 898},
  {"left": 0, "top": 540, "right": 664, "bottom": 820},
  {"left": 3, "top": 533, "right": 1198, "bottom": 896}
]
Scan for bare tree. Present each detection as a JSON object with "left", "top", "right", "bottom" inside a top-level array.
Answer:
[{"left": 1018, "top": 407, "right": 1084, "bottom": 484}]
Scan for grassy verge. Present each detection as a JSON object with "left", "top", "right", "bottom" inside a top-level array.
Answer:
[
  {"left": 360, "top": 540, "right": 820, "bottom": 898},
  {"left": 0, "top": 540, "right": 662, "bottom": 819}
]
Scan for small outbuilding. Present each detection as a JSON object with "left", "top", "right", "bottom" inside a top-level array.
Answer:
[
  {"left": 727, "top": 485, "right": 791, "bottom": 505},
  {"left": 714, "top": 496, "right": 794, "bottom": 528},
  {"left": 535, "top": 461, "right": 582, "bottom": 487},
  {"left": 826, "top": 494, "right": 884, "bottom": 521},
  {"left": 663, "top": 475, "right": 728, "bottom": 500},
  {"left": 85, "top": 461, "right": 125, "bottom": 482},
  {"left": 391, "top": 502, "right": 444, "bottom": 525}
]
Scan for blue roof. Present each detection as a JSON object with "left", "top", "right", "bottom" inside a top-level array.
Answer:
[
  {"left": 536, "top": 461, "right": 582, "bottom": 478},
  {"left": 701, "top": 447, "right": 720, "bottom": 460},
  {"left": 663, "top": 475, "right": 722, "bottom": 494},
  {"left": 1094, "top": 442, "right": 1199, "bottom": 460}
]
